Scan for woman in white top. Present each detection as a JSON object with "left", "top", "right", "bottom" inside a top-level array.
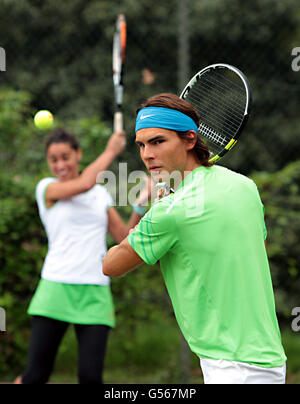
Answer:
[{"left": 16, "top": 128, "right": 150, "bottom": 384}]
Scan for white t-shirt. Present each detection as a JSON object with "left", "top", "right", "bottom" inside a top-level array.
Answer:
[{"left": 36, "top": 177, "right": 114, "bottom": 285}]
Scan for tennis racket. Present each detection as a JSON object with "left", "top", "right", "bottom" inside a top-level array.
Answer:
[
  {"left": 180, "top": 63, "right": 252, "bottom": 163},
  {"left": 155, "top": 182, "right": 174, "bottom": 199},
  {"left": 112, "top": 14, "right": 127, "bottom": 134}
]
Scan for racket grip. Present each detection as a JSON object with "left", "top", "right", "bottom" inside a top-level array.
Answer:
[{"left": 114, "top": 112, "right": 123, "bottom": 132}]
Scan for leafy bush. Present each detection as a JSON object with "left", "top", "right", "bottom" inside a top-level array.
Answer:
[
  {"left": 0, "top": 172, "right": 45, "bottom": 375},
  {"left": 253, "top": 161, "right": 300, "bottom": 322},
  {"left": 0, "top": 169, "right": 177, "bottom": 379},
  {"left": 0, "top": 88, "right": 171, "bottom": 379},
  {"left": 1, "top": 88, "right": 299, "bottom": 380}
]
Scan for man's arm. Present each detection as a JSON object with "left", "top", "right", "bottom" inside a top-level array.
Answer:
[{"left": 103, "top": 238, "right": 145, "bottom": 278}]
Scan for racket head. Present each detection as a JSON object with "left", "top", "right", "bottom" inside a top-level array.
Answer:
[
  {"left": 113, "top": 14, "right": 126, "bottom": 133},
  {"left": 180, "top": 63, "right": 252, "bottom": 163},
  {"left": 113, "top": 14, "right": 127, "bottom": 91}
]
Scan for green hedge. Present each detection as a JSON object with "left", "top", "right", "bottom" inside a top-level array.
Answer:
[
  {"left": 1, "top": 88, "right": 299, "bottom": 379},
  {"left": 0, "top": 170, "right": 177, "bottom": 379},
  {"left": 0, "top": 88, "right": 174, "bottom": 379},
  {"left": 0, "top": 173, "right": 45, "bottom": 374},
  {"left": 253, "top": 162, "right": 300, "bottom": 322}
]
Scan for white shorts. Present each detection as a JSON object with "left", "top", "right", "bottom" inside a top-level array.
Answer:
[{"left": 200, "top": 358, "right": 286, "bottom": 384}]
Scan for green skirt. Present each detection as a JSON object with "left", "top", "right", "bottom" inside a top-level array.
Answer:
[{"left": 28, "top": 279, "right": 116, "bottom": 327}]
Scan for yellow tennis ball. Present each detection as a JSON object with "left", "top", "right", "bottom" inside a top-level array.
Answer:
[{"left": 34, "top": 110, "right": 54, "bottom": 130}]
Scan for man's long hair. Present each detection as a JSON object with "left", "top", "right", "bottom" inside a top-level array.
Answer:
[{"left": 137, "top": 93, "right": 213, "bottom": 167}]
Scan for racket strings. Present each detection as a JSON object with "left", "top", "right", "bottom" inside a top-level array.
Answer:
[
  {"left": 188, "top": 91, "right": 242, "bottom": 132},
  {"left": 213, "top": 70, "right": 246, "bottom": 92},
  {"left": 193, "top": 76, "right": 246, "bottom": 120},
  {"left": 208, "top": 71, "right": 246, "bottom": 98},
  {"left": 199, "top": 123, "right": 228, "bottom": 146},
  {"left": 187, "top": 94, "right": 239, "bottom": 142},
  {"left": 187, "top": 84, "right": 245, "bottom": 131},
  {"left": 185, "top": 70, "right": 247, "bottom": 154},
  {"left": 199, "top": 77, "right": 246, "bottom": 115}
]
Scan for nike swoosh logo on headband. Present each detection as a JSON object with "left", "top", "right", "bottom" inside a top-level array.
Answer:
[{"left": 140, "top": 114, "right": 156, "bottom": 120}]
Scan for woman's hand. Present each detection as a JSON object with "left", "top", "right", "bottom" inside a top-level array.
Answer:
[
  {"left": 105, "top": 130, "right": 126, "bottom": 157},
  {"left": 135, "top": 176, "right": 156, "bottom": 207}
]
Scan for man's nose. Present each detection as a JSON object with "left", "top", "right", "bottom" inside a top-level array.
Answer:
[{"left": 142, "top": 145, "right": 155, "bottom": 160}]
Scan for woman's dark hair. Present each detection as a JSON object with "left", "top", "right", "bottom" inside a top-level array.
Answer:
[
  {"left": 45, "top": 128, "right": 80, "bottom": 153},
  {"left": 137, "top": 93, "right": 213, "bottom": 167}
]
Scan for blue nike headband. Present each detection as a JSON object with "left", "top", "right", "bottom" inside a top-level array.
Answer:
[{"left": 135, "top": 107, "right": 199, "bottom": 134}]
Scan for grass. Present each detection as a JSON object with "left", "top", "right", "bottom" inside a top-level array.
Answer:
[
  {"left": 47, "top": 324, "right": 300, "bottom": 385},
  {"left": 50, "top": 317, "right": 187, "bottom": 384},
  {"left": 3, "top": 322, "right": 298, "bottom": 384},
  {"left": 282, "top": 329, "right": 300, "bottom": 384}
]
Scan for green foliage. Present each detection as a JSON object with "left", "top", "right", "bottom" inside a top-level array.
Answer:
[
  {"left": 282, "top": 330, "right": 300, "bottom": 382},
  {"left": 50, "top": 315, "right": 183, "bottom": 384},
  {"left": 0, "top": 87, "right": 119, "bottom": 176},
  {"left": 0, "top": 87, "right": 299, "bottom": 381},
  {"left": 1, "top": 0, "right": 299, "bottom": 173},
  {"left": 0, "top": 168, "right": 179, "bottom": 379},
  {"left": 252, "top": 161, "right": 300, "bottom": 321},
  {"left": 0, "top": 0, "right": 300, "bottom": 381},
  {"left": 0, "top": 87, "right": 172, "bottom": 379},
  {"left": 188, "top": 0, "right": 300, "bottom": 174},
  {"left": 0, "top": 171, "right": 44, "bottom": 375}
]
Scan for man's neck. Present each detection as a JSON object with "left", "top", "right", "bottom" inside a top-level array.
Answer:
[{"left": 173, "top": 160, "right": 202, "bottom": 190}]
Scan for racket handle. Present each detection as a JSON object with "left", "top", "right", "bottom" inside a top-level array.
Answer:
[
  {"left": 114, "top": 111, "right": 123, "bottom": 132},
  {"left": 114, "top": 111, "right": 126, "bottom": 146}
]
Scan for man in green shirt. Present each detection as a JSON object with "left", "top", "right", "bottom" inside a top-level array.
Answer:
[{"left": 103, "top": 93, "right": 287, "bottom": 384}]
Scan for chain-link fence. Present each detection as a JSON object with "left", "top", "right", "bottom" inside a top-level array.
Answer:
[
  {"left": 0, "top": 0, "right": 300, "bottom": 383},
  {"left": 0, "top": 0, "right": 299, "bottom": 174}
]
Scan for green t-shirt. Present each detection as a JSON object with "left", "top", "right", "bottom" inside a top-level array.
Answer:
[{"left": 128, "top": 165, "right": 286, "bottom": 368}]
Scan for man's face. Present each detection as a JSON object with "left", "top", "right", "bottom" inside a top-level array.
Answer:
[{"left": 135, "top": 128, "right": 189, "bottom": 183}]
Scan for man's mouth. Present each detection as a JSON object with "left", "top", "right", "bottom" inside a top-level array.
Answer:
[{"left": 148, "top": 166, "right": 162, "bottom": 172}]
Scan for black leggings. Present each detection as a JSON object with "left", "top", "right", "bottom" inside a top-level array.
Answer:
[{"left": 22, "top": 316, "right": 110, "bottom": 384}]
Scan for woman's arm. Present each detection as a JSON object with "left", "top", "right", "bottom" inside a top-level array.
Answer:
[
  {"left": 46, "top": 131, "right": 125, "bottom": 205},
  {"left": 107, "top": 177, "right": 154, "bottom": 243},
  {"left": 107, "top": 207, "right": 145, "bottom": 244}
]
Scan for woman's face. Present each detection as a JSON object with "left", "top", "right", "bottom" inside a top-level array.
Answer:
[{"left": 47, "top": 142, "right": 82, "bottom": 182}]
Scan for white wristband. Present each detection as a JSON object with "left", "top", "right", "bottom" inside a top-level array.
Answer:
[{"left": 133, "top": 204, "right": 147, "bottom": 216}]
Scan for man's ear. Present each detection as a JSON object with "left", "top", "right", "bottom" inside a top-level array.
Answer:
[{"left": 184, "top": 130, "right": 198, "bottom": 151}]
